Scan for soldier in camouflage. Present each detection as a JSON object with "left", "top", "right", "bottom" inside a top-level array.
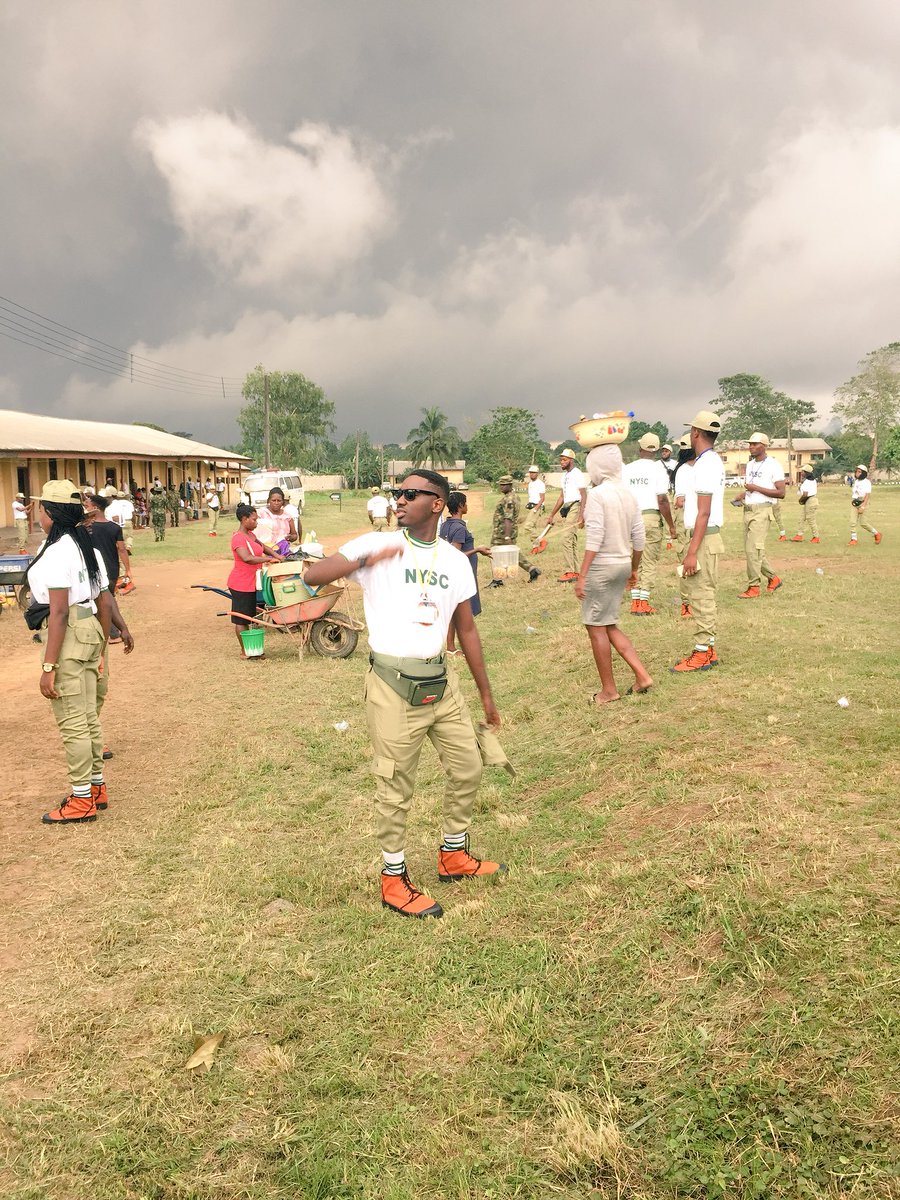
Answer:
[
  {"left": 150, "top": 486, "right": 168, "bottom": 542},
  {"left": 489, "top": 475, "right": 541, "bottom": 587}
]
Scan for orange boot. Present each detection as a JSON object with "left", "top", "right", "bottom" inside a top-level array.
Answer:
[
  {"left": 92, "top": 782, "right": 109, "bottom": 811},
  {"left": 680, "top": 602, "right": 693, "bottom": 618},
  {"left": 671, "top": 648, "right": 717, "bottom": 673},
  {"left": 630, "top": 598, "right": 643, "bottom": 615},
  {"left": 737, "top": 585, "right": 761, "bottom": 599},
  {"left": 381, "top": 870, "right": 443, "bottom": 919},
  {"left": 790, "top": 534, "right": 804, "bottom": 542},
  {"left": 438, "top": 836, "right": 507, "bottom": 882},
  {"left": 42, "top": 793, "right": 98, "bottom": 825},
  {"left": 766, "top": 576, "right": 783, "bottom": 593}
]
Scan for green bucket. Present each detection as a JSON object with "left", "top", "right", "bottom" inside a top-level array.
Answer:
[{"left": 240, "top": 627, "right": 265, "bottom": 658}]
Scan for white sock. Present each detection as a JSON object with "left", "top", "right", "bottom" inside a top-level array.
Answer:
[
  {"left": 382, "top": 851, "right": 406, "bottom": 876},
  {"left": 72, "top": 784, "right": 92, "bottom": 799},
  {"left": 441, "top": 831, "right": 467, "bottom": 852},
  {"left": 91, "top": 773, "right": 103, "bottom": 785}
]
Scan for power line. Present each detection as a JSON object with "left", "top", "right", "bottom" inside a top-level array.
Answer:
[{"left": 0, "top": 293, "right": 245, "bottom": 398}]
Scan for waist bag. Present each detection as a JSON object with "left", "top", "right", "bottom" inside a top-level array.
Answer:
[
  {"left": 525, "top": 502, "right": 535, "bottom": 510},
  {"left": 370, "top": 652, "right": 447, "bottom": 706},
  {"left": 852, "top": 497, "right": 863, "bottom": 507},
  {"left": 560, "top": 501, "right": 579, "bottom": 518},
  {"left": 23, "top": 602, "right": 51, "bottom": 631},
  {"left": 799, "top": 494, "right": 809, "bottom": 505}
]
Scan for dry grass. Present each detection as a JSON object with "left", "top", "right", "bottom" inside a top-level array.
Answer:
[{"left": 0, "top": 487, "right": 898, "bottom": 1198}]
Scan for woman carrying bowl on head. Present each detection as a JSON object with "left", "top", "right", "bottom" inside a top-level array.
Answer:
[
  {"left": 575, "top": 445, "right": 653, "bottom": 705},
  {"left": 25, "top": 480, "right": 113, "bottom": 824},
  {"left": 228, "top": 504, "right": 284, "bottom": 659}
]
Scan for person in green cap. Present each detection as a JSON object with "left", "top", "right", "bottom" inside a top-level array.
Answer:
[
  {"left": 149, "top": 485, "right": 168, "bottom": 541},
  {"left": 489, "top": 475, "right": 540, "bottom": 587}
]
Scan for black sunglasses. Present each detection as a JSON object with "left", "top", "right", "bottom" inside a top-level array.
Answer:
[{"left": 391, "top": 487, "right": 441, "bottom": 501}]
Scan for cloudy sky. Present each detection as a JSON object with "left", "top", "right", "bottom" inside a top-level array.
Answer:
[{"left": 2, "top": 0, "right": 900, "bottom": 448}]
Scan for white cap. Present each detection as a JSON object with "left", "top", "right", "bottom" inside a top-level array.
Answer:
[
  {"left": 558, "top": 447, "right": 577, "bottom": 460},
  {"left": 527, "top": 465, "right": 539, "bottom": 473}
]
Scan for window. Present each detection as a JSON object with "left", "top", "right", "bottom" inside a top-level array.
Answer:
[
  {"left": 48, "top": 458, "right": 58, "bottom": 479},
  {"left": 78, "top": 458, "right": 87, "bottom": 484}
]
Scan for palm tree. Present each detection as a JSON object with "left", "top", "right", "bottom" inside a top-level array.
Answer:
[{"left": 405, "top": 406, "right": 461, "bottom": 468}]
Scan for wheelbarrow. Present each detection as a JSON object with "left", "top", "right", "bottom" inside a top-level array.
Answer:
[
  {"left": 192, "top": 562, "right": 364, "bottom": 658},
  {"left": 0, "top": 554, "right": 33, "bottom": 611}
]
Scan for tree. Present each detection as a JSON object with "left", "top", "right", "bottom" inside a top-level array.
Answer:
[
  {"left": 404, "top": 406, "right": 461, "bottom": 468},
  {"left": 881, "top": 426, "right": 900, "bottom": 473},
  {"left": 715, "top": 374, "right": 817, "bottom": 441},
  {"left": 467, "top": 406, "right": 550, "bottom": 481},
  {"left": 817, "top": 429, "right": 872, "bottom": 477},
  {"left": 237, "top": 365, "right": 335, "bottom": 467},
  {"left": 620, "top": 419, "right": 672, "bottom": 462},
  {"left": 338, "top": 432, "right": 381, "bottom": 488},
  {"left": 833, "top": 344, "right": 900, "bottom": 471}
]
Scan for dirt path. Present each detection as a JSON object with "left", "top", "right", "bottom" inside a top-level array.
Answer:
[{"left": 0, "top": 529, "right": 370, "bottom": 1065}]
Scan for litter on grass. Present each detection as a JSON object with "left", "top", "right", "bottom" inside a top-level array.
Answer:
[
  {"left": 333, "top": 720, "right": 350, "bottom": 732},
  {"left": 837, "top": 697, "right": 850, "bottom": 708}
]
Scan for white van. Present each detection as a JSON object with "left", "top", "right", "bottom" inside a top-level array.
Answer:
[{"left": 241, "top": 469, "right": 305, "bottom": 513}]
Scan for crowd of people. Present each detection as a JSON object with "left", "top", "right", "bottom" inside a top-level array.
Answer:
[{"left": 17, "top": 423, "right": 885, "bottom": 926}]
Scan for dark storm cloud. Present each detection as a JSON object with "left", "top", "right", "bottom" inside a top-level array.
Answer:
[{"left": 2, "top": 0, "right": 900, "bottom": 445}]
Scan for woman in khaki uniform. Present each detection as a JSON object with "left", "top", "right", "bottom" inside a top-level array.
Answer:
[{"left": 26, "top": 480, "right": 112, "bottom": 825}]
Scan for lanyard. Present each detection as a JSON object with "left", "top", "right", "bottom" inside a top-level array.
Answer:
[{"left": 403, "top": 530, "right": 439, "bottom": 594}]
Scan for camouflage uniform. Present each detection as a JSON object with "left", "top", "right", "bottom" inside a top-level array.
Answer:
[
  {"left": 150, "top": 490, "right": 168, "bottom": 541},
  {"left": 166, "top": 489, "right": 180, "bottom": 527},
  {"left": 491, "top": 491, "right": 530, "bottom": 572}
]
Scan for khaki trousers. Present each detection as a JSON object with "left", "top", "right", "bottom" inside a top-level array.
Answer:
[
  {"left": 208, "top": 507, "right": 219, "bottom": 533},
  {"left": 524, "top": 505, "right": 544, "bottom": 541},
  {"left": 41, "top": 607, "right": 105, "bottom": 788},
  {"left": 850, "top": 505, "right": 875, "bottom": 536},
  {"left": 798, "top": 498, "right": 819, "bottom": 537},
  {"left": 674, "top": 508, "right": 689, "bottom": 603},
  {"left": 123, "top": 519, "right": 134, "bottom": 552},
  {"left": 15, "top": 518, "right": 29, "bottom": 551},
  {"left": 371, "top": 518, "right": 387, "bottom": 532},
  {"left": 771, "top": 500, "right": 785, "bottom": 533},
  {"left": 560, "top": 501, "right": 581, "bottom": 573},
  {"left": 365, "top": 667, "right": 483, "bottom": 853},
  {"left": 744, "top": 506, "right": 775, "bottom": 587},
  {"left": 683, "top": 531, "right": 724, "bottom": 645},
  {"left": 638, "top": 511, "right": 663, "bottom": 593}
]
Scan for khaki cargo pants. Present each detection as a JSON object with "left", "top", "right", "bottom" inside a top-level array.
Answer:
[
  {"left": 674, "top": 507, "right": 689, "bottom": 603},
  {"left": 40, "top": 606, "right": 105, "bottom": 788},
  {"left": 123, "top": 518, "right": 134, "bottom": 552},
  {"left": 523, "top": 504, "right": 544, "bottom": 542},
  {"left": 638, "top": 511, "right": 663, "bottom": 593},
  {"left": 683, "top": 530, "right": 724, "bottom": 646},
  {"left": 371, "top": 518, "right": 387, "bottom": 532},
  {"left": 850, "top": 504, "right": 876, "bottom": 537},
  {"left": 365, "top": 666, "right": 483, "bottom": 853},
  {"left": 559, "top": 501, "right": 582, "bottom": 574},
  {"left": 771, "top": 499, "right": 785, "bottom": 533},
  {"left": 16, "top": 518, "right": 29, "bottom": 551},
  {"left": 798, "top": 497, "right": 819, "bottom": 538},
  {"left": 743, "top": 506, "right": 776, "bottom": 587}
]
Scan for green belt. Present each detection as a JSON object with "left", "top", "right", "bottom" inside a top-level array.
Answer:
[
  {"left": 641, "top": 508, "right": 661, "bottom": 515},
  {"left": 685, "top": 525, "right": 721, "bottom": 535},
  {"left": 71, "top": 604, "right": 97, "bottom": 621},
  {"left": 370, "top": 651, "right": 445, "bottom": 673}
]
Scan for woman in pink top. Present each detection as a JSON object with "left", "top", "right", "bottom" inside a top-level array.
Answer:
[
  {"left": 228, "top": 504, "right": 283, "bottom": 658},
  {"left": 254, "top": 487, "right": 298, "bottom": 553},
  {"left": 575, "top": 444, "right": 653, "bottom": 704}
]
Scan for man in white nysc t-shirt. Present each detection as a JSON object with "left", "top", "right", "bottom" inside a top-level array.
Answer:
[
  {"left": 738, "top": 432, "right": 785, "bottom": 599},
  {"left": 303, "top": 470, "right": 507, "bottom": 921}
]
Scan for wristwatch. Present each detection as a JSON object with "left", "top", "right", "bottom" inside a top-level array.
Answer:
[
  {"left": 42, "top": 662, "right": 57, "bottom": 673},
  {"left": 356, "top": 554, "right": 369, "bottom": 569}
]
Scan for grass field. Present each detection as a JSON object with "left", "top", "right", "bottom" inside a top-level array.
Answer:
[{"left": 1, "top": 486, "right": 898, "bottom": 1199}]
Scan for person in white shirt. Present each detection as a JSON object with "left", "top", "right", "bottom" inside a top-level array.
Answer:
[
  {"left": 523, "top": 465, "right": 546, "bottom": 542},
  {"left": 673, "top": 410, "right": 726, "bottom": 673},
  {"left": 303, "top": 469, "right": 506, "bottom": 921},
  {"left": 738, "top": 433, "right": 785, "bottom": 599},
  {"left": 12, "top": 492, "right": 32, "bottom": 552},
  {"left": 791, "top": 465, "right": 820, "bottom": 543},
  {"left": 366, "top": 486, "right": 390, "bottom": 531},
  {"left": 205, "top": 485, "right": 221, "bottom": 536},
  {"left": 849, "top": 465, "right": 881, "bottom": 545},
  {"left": 622, "top": 433, "right": 677, "bottom": 615},
  {"left": 25, "top": 480, "right": 112, "bottom": 825},
  {"left": 672, "top": 436, "right": 696, "bottom": 617},
  {"left": 546, "top": 447, "right": 588, "bottom": 582},
  {"left": 660, "top": 443, "right": 677, "bottom": 485}
]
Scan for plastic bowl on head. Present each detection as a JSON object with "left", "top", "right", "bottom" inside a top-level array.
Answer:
[{"left": 569, "top": 411, "right": 633, "bottom": 448}]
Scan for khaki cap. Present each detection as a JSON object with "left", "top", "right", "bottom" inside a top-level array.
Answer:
[
  {"left": 527, "top": 465, "right": 539, "bottom": 473},
  {"left": 748, "top": 432, "right": 770, "bottom": 446},
  {"left": 99, "top": 485, "right": 118, "bottom": 498},
  {"left": 497, "top": 474, "right": 514, "bottom": 485},
  {"left": 37, "top": 479, "right": 82, "bottom": 505},
  {"left": 804, "top": 463, "right": 816, "bottom": 474},
  {"left": 638, "top": 432, "right": 660, "bottom": 451},
  {"left": 370, "top": 486, "right": 380, "bottom": 494},
  {"left": 662, "top": 443, "right": 673, "bottom": 452},
  {"left": 558, "top": 447, "right": 577, "bottom": 460},
  {"left": 685, "top": 409, "right": 722, "bottom": 433},
  {"left": 677, "top": 434, "right": 692, "bottom": 449},
  {"left": 117, "top": 490, "right": 127, "bottom": 498},
  {"left": 15, "top": 491, "right": 25, "bottom": 498},
  {"left": 855, "top": 463, "right": 868, "bottom": 472}
]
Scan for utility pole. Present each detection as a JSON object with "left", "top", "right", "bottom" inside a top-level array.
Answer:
[
  {"left": 264, "top": 373, "right": 271, "bottom": 469},
  {"left": 354, "top": 432, "right": 360, "bottom": 491}
]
